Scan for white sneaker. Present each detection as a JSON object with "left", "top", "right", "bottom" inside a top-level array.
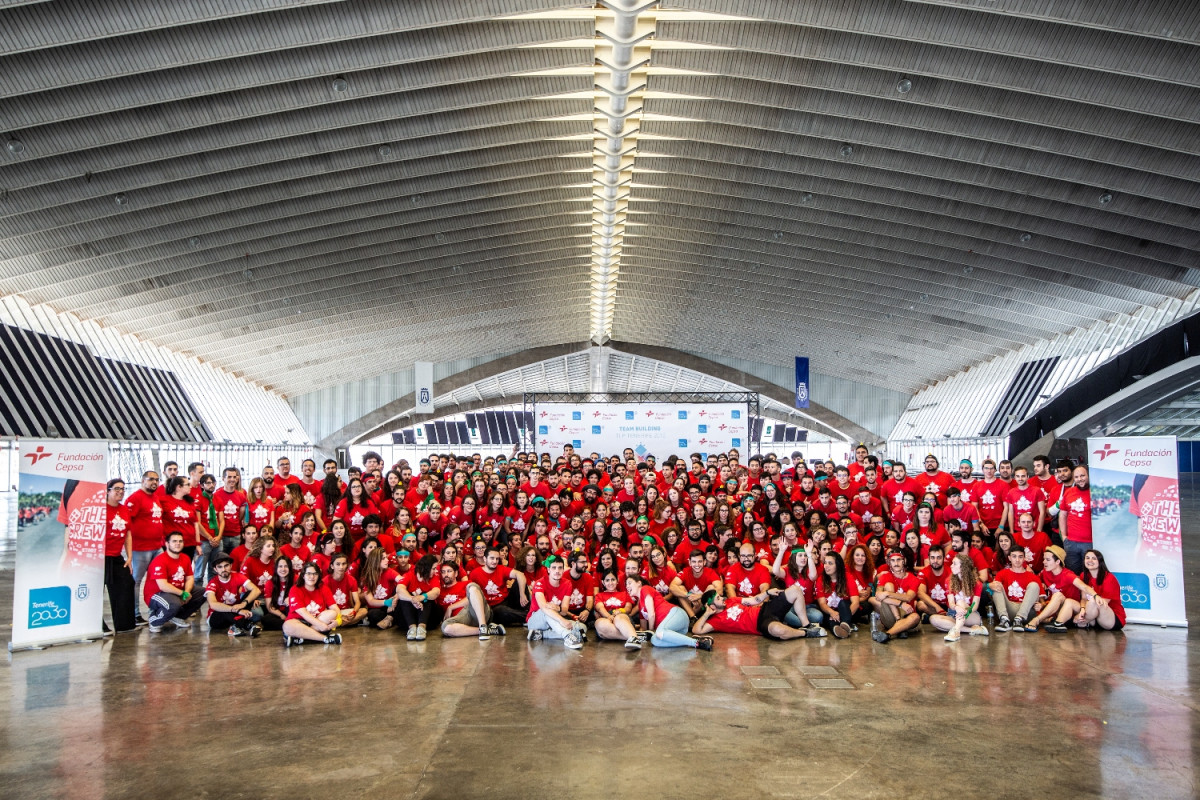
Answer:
[
  {"left": 969, "top": 626, "right": 990, "bottom": 636},
  {"left": 527, "top": 628, "right": 543, "bottom": 641},
  {"left": 563, "top": 632, "right": 583, "bottom": 650},
  {"left": 147, "top": 623, "right": 163, "bottom": 633},
  {"left": 624, "top": 636, "right": 642, "bottom": 650},
  {"left": 171, "top": 617, "right": 190, "bottom": 629}
]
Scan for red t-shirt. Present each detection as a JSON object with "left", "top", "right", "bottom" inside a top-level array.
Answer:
[
  {"left": 435, "top": 579, "right": 470, "bottom": 612},
  {"left": 335, "top": 500, "right": 381, "bottom": 538},
  {"left": 469, "top": 566, "right": 514, "bottom": 607},
  {"left": 644, "top": 565, "right": 677, "bottom": 596},
  {"left": 915, "top": 471, "right": 955, "bottom": 506},
  {"left": 248, "top": 500, "right": 275, "bottom": 528},
  {"left": 566, "top": 572, "right": 595, "bottom": 613},
  {"left": 706, "top": 599, "right": 761, "bottom": 635},
  {"left": 287, "top": 584, "right": 335, "bottom": 620},
  {"left": 528, "top": 575, "right": 573, "bottom": 619},
  {"left": 676, "top": 566, "right": 721, "bottom": 594},
  {"left": 1005, "top": 485, "right": 1045, "bottom": 521},
  {"left": 240, "top": 556, "right": 275, "bottom": 592},
  {"left": 878, "top": 571, "right": 923, "bottom": 598},
  {"left": 639, "top": 585, "right": 676, "bottom": 628},
  {"left": 143, "top": 552, "right": 192, "bottom": 608},
  {"left": 1014, "top": 530, "right": 1053, "bottom": 572},
  {"left": 596, "top": 590, "right": 632, "bottom": 613},
  {"left": 204, "top": 572, "right": 252, "bottom": 617},
  {"left": 974, "top": 480, "right": 1007, "bottom": 527},
  {"left": 363, "top": 568, "right": 401, "bottom": 603},
  {"left": 995, "top": 568, "right": 1042, "bottom": 603},
  {"left": 942, "top": 501, "right": 979, "bottom": 532},
  {"left": 881, "top": 477, "right": 922, "bottom": 510},
  {"left": 212, "top": 488, "right": 248, "bottom": 536},
  {"left": 162, "top": 495, "right": 199, "bottom": 545},
  {"left": 952, "top": 478, "right": 980, "bottom": 505},
  {"left": 125, "top": 489, "right": 165, "bottom": 551},
  {"left": 1040, "top": 567, "right": 1081, "bottom": 601},
  {"left": 919, "top": 565, "right": 952, "bottom": 606},
  {"left": 105, "top": 504, "right": 132, "bottom": 558},
  {"left": 722, "top": 562, "right": 771, "bottom": 598},
  {"left": 297, "top": 480, "right": 323, "bottom": 507},
  {"left": 325, "top": 573, "right": 360, "bottom": 609},
  {"left": 1060, "top": 486, "right": 1093, "bottom": 542},
  {"left": 279, "top": 542, "right": 312, "bottom": 571},
  {"left": 404, "top": 571, "right": 439, "bottom": 597}
]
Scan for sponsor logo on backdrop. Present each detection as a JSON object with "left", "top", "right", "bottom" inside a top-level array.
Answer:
[
  {"left": 731, "top": 410, "right": 741, "bottom": 419},
  {"left": 28, "top": 586, "right": 71, "bottom": 629},
  {"left": 572, "top": 412, "right": 581, "bottom": 420},
  {"left": 538, "top": 425, "right": 548, "bottom": 435},
  {"left": 732, "top": 438, "right": 741, "bottom": 447},
  {"left": 678, "top": 439, "right": 688, "bottom": 447},
  {"left": 698, "top": 425, "right": 707, "bottom": 433},
  {"left": 1093, "top": 443, "right": 1119, "bottom": 461},
  {"left": 1116, "top": 573, "right": 1151, "bottom": 609},
  {"left": 572, "top": 440, "right": 581, "bottom": 448},
  {"left": 625, "top": 411, "right": 635, "bottom": 420},
  {"left": 592, "top": 426, "right": 602, "bottom": 435},
  {"left": 678, "top": 411, "right": 688, "bottom": 419},
  {"left": 25, "top": 445, "right": 52, "bottom": 465}
]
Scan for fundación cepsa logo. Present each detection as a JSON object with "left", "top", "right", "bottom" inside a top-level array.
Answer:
[
  {"left": 28, "top": 586, "right": 71, "bottom": 629},
  {"left": 24, "top": 445, "right": 52, "bottom": 466},
  {"left": 1093, "top": 443, "right": 1120, "bottom": 462}
]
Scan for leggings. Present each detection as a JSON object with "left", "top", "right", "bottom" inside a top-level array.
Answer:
[
  {"left": 398, "top": 601, "right": 433, "bottom": 628},
  {"left": 651, "top": 607, "right": 697, "bottom": 648}
]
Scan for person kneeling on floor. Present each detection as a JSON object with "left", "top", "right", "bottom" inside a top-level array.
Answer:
[
  {"left": 145, "top": 531, "right": 206, "bottom": 633},
  {"left": 204, "top": 552, "right": 262, "bottom": 637}
]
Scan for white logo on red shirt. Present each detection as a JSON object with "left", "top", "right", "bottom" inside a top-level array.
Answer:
[
  {"left": 111, "top": 516, "right": 127, "bottom": 531},
  {"left": 726, "top": 605, "right": 743, "bottom": 621},
  {"left": 223, "top": 501, "right": 237, "bottom": 515},
  {"left": 1007, "top": 580, "right": 1026, "bottom": 600},
  {"left": 1069, "top": 498, "right": 1086, "bottom": 514},
  {"left": 221, "top": 590, "right": 237, "bottom": 604},
  {"left": 151, "top": 503, "right": 162, "bottom": 519},
  {"left": 931, "top": 584, "right": 946, "bottom": 602},
  {"left": 306, "top": 601, "right": 321, "bottom": 615},
  {"left": 333, "top": 589, "right": 347, "bottom": 606},
  {"left": 171, "top": 566, "right": 185, "bottom": 583},
  {"left": 1016, "top": 497, "right": 1033, "bottom": 511},
  {"left": 738, "top": 578, "right": 753, "bottom": 595},
  {"left": 926, "top": 482, "right": 940, "bottom": 495},
  {"left": 173, "top": 506, "right": 190, "bottom": 520},
  {"left": 485, "top": 580, "right": 500, "bottom": 597},
  {"left": 981, "top": 490, "right": 996, "bottom": 505}
]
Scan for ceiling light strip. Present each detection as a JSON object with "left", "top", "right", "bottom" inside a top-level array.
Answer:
[{"left": 589, "top": 0, "right": 656, "bottom": 344}]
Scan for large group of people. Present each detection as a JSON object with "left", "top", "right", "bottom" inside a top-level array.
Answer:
[{"left": 100, "top": 443, "right": 1126, "bottom": 650}]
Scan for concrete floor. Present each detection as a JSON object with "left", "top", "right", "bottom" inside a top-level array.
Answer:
[{"left": 2, "top": 487, "right": 1200, "bottom": 799}]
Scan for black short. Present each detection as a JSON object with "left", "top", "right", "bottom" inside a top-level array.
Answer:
[{"left": 756, "top": 594, "right": 792, "bottom": 640}]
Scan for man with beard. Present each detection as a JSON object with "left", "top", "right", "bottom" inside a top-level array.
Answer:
[{"left": 723, "top": 543, "right": 772, "bottom": 599}]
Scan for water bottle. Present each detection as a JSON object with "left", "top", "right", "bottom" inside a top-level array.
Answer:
[
  {"left": 870, "top": 612, "right": 880, "bottom": 633},
  {"left": 987, "top": 605, "right": 995, "bottom": 623}
]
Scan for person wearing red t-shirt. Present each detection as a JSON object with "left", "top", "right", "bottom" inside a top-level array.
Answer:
[
  {"left": 525, "top": 556, "right": 584, "bottom": 649},
  {"left": 916, "top": 546, "right": 952, "bottom": 616},
  {"left": 296, "top": 458, "right": 323, "bottom": 507},
  {"left": 357, "top": 547, "right": 403, "bottom": 630},
  {"left": 592, "top": 570, "right": 642, "bottom": 648},
  {"left": 395, "top": 554, "right": 440, "bottom": 640},
  {"left": 325, "top": 552, "right": 367, "bottom": 627},
  {"left": 415, "top": 504, "right": 450, "bottom": 541},
  {"left": 1071, "top": 549, "right": 1126, "bottom": 631},
  {"left": 974, "top": 460, "right": 1008, "bottom": 535},
  {"left": 942, "top": 487, "right": 980, "bottom": 534},
  {"left": 519, "top": 468, "right": 555, "bottom": 504},
  {"left": 629, "top": 574, "right": 713, "bottom": 650},
  {"left": 880, "top": 462, "right": 923, "bottom": 522},
  {"left": 930, "top": 551, "right": 988, "bottom": 640},
  {"left": 916, "top": 455, "right": 955, "bottom": 507},
  {"left": 436, "top": 562, "right": 503, "bottom": 640},
  {"left": 1024, "top": 545, "right": 1081, "bottom": 632},
  {"left": 279, "top": 525, "right": 313, "bottom": 574},
  {"left": 871, "top": 550, "right": 924, "bottom": 643},
  {"left": 469, "top": 547, "right": 529, "bottom": 628},
  {"left": 1012, "top": 512, "right": 1053, "bottom": 574},
  {"left": 888, "top": 492, "right": 918, "bottom": 534},
  {"left": 951, "top": 459, "right": 980, "bottom": 505},
  {"left": 204, "top": 552, "right": 262, "bottom": 636},
  {"left": 274, "top": 457, "right": 301, "bottom": 490},
  {"left": 850, "top": 485, "right": 884, "bottom": 526},
  {"left": 125, "top": 470, "right": 165, "bottom": 589},
  {"left": 693, "top": 585, "right": 822, "bottom": 640},
  {"left": 283, "top": 561, "right": 343, "bottom": 646},
  {"left": 1000, "top": 466, "right": 1047, "bottom": 533},
  {"left": 722, "top": 544, "right": 772, "bottom": 599},
  {"left": 669, "top": 550, "right": 723, "bottom": 618},
  {"left": 948, "top": 529, "right": 991, "bottom": 583},
  {"left": 1058, "top": 466, "right": 1093, "bottom": 574},
  {"left": 212, "top": 468, "right": 249, "bottom": 547},
  {"left": 103, "top": 479, "right": 137, "bottom": 633},
  {"left": 561, "top": 551, "right": 596, "bottom": 626},
  {"left": 240, "top": 535, "right": 278, "bottom": 595},
  {"left": 162, "top": 476, "right": 204, "bottom": 556},
  {"left": 989, "top": 548, "right": 1042, "bottom": 631},
  {"left": 144, "top": 531, "right": 205, "bottom": 632}
]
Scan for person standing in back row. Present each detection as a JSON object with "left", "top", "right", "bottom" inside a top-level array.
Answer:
[{"left": 1058, "top": 465, "right": 1092, "bottom": 574}]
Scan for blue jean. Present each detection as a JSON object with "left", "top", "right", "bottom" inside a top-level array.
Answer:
[
  {"left": 1065, "top": 539, "right": 1090, "bottom": 575},
  {"left": 527, "top": 609, "right": 571, "bottom": 640},
  {"left": 652, "top": 606, "right": 696, "bottom": 648},
  {"left": 130, "top": 549, "right": 158, "bottom": 582},
  {"left": 785, "top": 604, "right": 823, "bottom": 627}
]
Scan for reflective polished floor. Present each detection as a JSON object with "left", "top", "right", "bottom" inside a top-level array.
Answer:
[{"left": 3, "top": 490, "right": 1200, "bottom": 799}]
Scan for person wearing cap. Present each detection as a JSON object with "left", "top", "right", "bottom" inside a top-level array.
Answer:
[
  {"left": 204, "top": 552, "right": 263, "bottom": 637},
  {"left": 1022, "top": 545, "right": 1080, "bottom": 632},
  {"left": 870, "top": 549, "right": 924, "bottom": 644},
  {"left": 952, "top": 459, "right": 978, "bottom": 504}
]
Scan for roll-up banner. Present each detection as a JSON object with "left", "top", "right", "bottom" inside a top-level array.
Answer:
[
  {"left": 414, "top": 361, "right": 434, "bottom": 413},
  {"left": 795, "top": 357, "right": 810, "bottom": 409},
  {"left": 11, "top": 441, "right": 109, "bottom": 650},
  {"left": 534, "top": 403, "right": 747, "bottom": 459},
  {"left": 1087, "top": 436, "right": 1186, "bottom": 627}
]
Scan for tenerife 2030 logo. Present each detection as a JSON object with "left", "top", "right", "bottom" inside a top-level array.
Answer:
[{"left": 28, "top": 586, "right": 71, "bottom": 629}]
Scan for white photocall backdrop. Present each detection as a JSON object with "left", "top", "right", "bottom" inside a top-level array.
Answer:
[{"left": 533, "top": 403, "right": 749, "bottom": 459}]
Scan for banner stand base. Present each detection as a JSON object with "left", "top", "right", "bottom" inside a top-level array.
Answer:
[{"left": 9, "top": 630, "right": 108, "bottom": 653}]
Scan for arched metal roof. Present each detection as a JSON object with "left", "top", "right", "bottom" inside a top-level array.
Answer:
[{"left": 2, "top": 0, "right": 1196, "bottom": 399}]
